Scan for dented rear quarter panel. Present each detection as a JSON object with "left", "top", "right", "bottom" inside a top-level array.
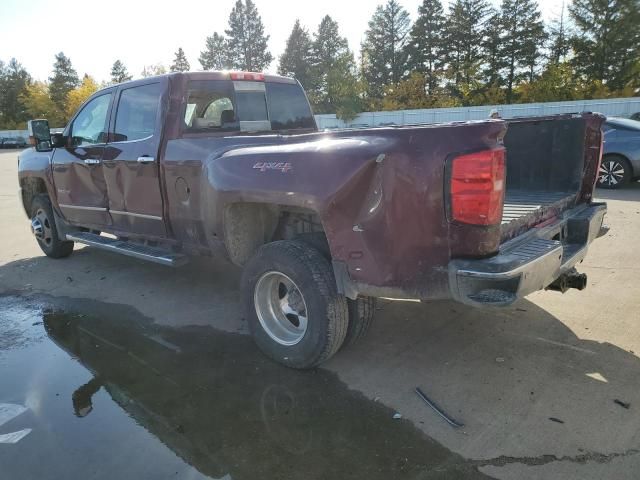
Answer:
[{"left": 163, "top": 121, "right": 506, "bottom": 299}]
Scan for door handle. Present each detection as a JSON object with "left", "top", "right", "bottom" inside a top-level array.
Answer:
[
  {"left": 84, "top": 159, "right": 101, "bottom": 165},
  {"left": 137, "top": 156, "right": 155, "bottom": 164}
]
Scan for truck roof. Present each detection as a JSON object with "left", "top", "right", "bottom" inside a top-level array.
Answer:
[{"left": 109, "top": 71, "right": 297, "bottom": 91}]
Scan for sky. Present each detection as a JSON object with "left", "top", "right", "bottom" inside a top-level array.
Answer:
[{"left": 0, "top": 0, "right": 563, "bottom": 83}]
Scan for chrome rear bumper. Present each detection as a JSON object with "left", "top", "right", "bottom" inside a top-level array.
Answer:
[{"left": 449, "top": 203, "right": 607, "bottom": 306}]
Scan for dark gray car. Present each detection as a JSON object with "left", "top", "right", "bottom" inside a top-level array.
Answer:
[
  {"left": 2, "top": 136, "right": 28, "bottom": 149},
  {"left": 598, "top": 117, "right": 640, "bottom": 189}
]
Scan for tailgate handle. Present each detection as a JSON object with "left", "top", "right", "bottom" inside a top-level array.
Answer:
[{"left": 137, "top": 156, "right": 155, "bottom": 164}]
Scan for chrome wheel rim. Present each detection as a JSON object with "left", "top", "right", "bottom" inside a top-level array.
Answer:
[
  {"left": 599, "top": 160, "right": 625, "bottom": 186},
  {"left": 254, "top": 272, "right": 308, "bottom": 346},
  {"left": 32, "top": 208, "right": 53, "bottom": 246}
]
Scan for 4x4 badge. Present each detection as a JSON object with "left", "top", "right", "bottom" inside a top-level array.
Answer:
[{"left": 253, "top": 162, "right": 292, "bottom": 173}]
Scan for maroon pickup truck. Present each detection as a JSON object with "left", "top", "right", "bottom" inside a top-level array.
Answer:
[{"left": 19, "top": 71, "right": 608, "bottom": 368}]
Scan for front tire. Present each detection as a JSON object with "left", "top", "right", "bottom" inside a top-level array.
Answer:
[
  {"left": 241, "top": 241, "right": 349, "bottom": 369},
  {"left": 30, "top": 195, "right": 74, "bottom": 258},
  {"left": 598, "top": 155, "right": 632, "bottom": 189}
]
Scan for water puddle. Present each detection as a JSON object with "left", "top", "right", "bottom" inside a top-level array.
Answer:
[{"left": 0, "top": 294, "right": 490, "bottom": 479}]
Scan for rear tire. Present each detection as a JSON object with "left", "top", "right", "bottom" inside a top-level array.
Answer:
[
  {"left": 30, "top": 195, "right": 74, "bottom": 258},
  {"left": 344, "top": 297, "right": 376, "bottom": 347},
  {"left": 241, "top": 240, "right": 349, "bottom": 369},
  {"left": 598, "top": 155, "right": 632, "bottom": 189}
]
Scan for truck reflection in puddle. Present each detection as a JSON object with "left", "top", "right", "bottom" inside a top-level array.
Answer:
[{"left": 1, "top": 295, "right": 490, "bottom": 479}]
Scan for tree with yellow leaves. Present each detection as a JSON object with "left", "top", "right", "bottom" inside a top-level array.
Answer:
[
  {"left": 21, "top": 81, "right": 65, "bottom": 127},
  {"left": 65, "top": 74, "right": 99, "bottom": 119}
]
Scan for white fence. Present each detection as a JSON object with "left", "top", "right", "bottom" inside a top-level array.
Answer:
[
  {"left": 0, "top": 128, "right": 64, "bottom": 141},
  {"left": 3, "top": 97, "right": 639, "bottom": 138},
  {"left": 0, "top": 129, "right": 28, "bottom": 139},
  {"left": 314, "top": 97, "right": 640, "bottom": 129}
]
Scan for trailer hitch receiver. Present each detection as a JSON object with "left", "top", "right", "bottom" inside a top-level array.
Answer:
[{"left": 546, "top": 268, "right": 587, "bottom": 293}]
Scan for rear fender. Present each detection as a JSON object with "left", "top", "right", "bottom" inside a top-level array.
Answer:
[
  {"left": 200, "top": 123, "right": 505, "bottom": 298},
  {"left": 201, "top": 136, "right": 391, "bottom": 262}
]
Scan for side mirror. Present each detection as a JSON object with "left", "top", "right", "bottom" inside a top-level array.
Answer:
[
  {"left": 27, "top": 119, "right": 52, "bottom": 152},
  {"left": 51, "top": 132, "right": 66, "bottom": 148}
]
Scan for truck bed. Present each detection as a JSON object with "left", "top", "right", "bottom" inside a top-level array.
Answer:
[
  {"left": 500, "top": 116, "right": 587, "bottom": 241},
  {"left": 502, "top": 191, "right": 573, "bottom": 226}
]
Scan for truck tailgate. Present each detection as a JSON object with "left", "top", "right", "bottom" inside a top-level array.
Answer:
[{"left": 499, "top": 114, "right": 604, "bottom": 242}]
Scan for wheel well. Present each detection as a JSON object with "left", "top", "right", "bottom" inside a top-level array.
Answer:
[
  {"left": 20, "top": 177, "right": 47, "bottom": 216},
  {"left": 223, "top": 203, "right": 329, "bottom": 266}
]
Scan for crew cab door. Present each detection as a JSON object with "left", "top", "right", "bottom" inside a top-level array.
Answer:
[
  {"left": 102, "top": 80, "right": 166, "bottom": 237},
  {"left": 52, "top": 90, "right": 113, "bottom": 227}
]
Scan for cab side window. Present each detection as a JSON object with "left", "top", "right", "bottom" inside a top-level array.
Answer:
[
  {"left": 70, "top": 93, "right": 111, "bottom": 146},
  {"left": 113, "top": 83, "right": 162, "bottom": 142},
  {"left": 183, "top": 80, "right": 237, "bottom": 132}
]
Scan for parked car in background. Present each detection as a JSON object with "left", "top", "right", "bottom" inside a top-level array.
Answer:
[
  {"left": 2, "top": 136, "right": 28, "bottom": 149},
  {"left": 630, "top": 112, "right": 640, "bottom": 121},
  {"left": 598, "top": 117, "right": 640, "bottom": 189}
]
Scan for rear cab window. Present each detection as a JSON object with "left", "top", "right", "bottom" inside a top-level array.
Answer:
[
  {"left": 184, "top": 80, "right": 238, "bottom": 133},
  {"left": 182, "top": 77, "right": 315, "bottom": 135},
  {"left": 265, "top": 82, "right": 316, "bottom": 130}
]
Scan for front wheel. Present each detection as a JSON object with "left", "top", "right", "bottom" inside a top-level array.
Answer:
[
  {"left": 598, "top": 155, "right": 631, "bottom": 189},
  {"left": 241, "top": 240, "right": 349, "bottom": 369},
  {"left": 30, "top": 195, "right": 74, "bottom": 258}
]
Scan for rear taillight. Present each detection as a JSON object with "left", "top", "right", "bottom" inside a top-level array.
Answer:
[
  {"left": 229, "top": 71, "right": 265, "bottom": 81},
  {"left": 450, "top": 148, "right": 506, "bottom": 226}
]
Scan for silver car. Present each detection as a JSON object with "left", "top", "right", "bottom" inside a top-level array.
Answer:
[{"left": 598, "top": 117, "right": 640, "bottom": 189}]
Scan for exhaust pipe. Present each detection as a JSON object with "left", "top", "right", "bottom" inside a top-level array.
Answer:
[{"left": 546, "top": 268, "right": 588, "bottom": 293}]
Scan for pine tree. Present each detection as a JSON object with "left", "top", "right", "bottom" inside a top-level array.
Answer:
[
  {"left": 499, "top": 0, "right": 546, "bottom": 102},
  {"left": 548, "top": 0, "right": 571, "bottom": 64},
  {"left": 0, "top": 58, "right": 31, "bottom": 129},
  {"left": 225, "top": 0, "right": 273, "bottom": 71},
  {"left": 48, "top": 52, "right": 79, "bottom": 111},
  {"left": 110, "top": 60, "right": 132, "bottom": 83},
  {"left": 309, "top": 15, "right": 362, "bottom": 118},
  {"left": 170, "top": 48, "right": 191, "bottom": 72},
  {"left": 141, "top": 64, "right": 167, "bottom": 77},
  {"left": 483, "top": 10, "right": 503, "bottom": 87},
  {"left": 278, "top": 20, "right": 314, "bottom": 89},
  {"left": 405, "top": 0, "right": 446, "bottom": 96},
  {"left": 570, "top": 0, "right": 640, "bottom": 91},
  {"left": 361, "top": 0, "right": 411, "bottom": 100},
  {"left": 325, "top": 53, "right": 363, "bottom": 120},
  {"left": 199, "top": 33, "right": 228, "bottom": 70},
  {"left": 312, "top": 15, "right": 350, "bottom": 74},
  {"left": 444, "top": 0, "right": 490, "bottom": 100}
]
